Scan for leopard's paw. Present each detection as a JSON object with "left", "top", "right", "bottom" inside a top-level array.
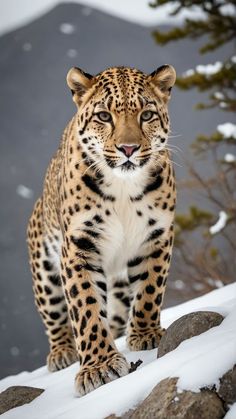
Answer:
[
  {"left": 75, "top": 352, "right": 129, "bottom": 396},
  {"left": 47, "top": 346, "right": 78, "bottom": 372},
  {"left": 127, "top": 327, "right": 165, "bottom": 351}
]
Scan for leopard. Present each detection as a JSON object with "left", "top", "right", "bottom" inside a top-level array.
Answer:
[{"left": 27, "top": 64, "right": 176, "bottom": 396}]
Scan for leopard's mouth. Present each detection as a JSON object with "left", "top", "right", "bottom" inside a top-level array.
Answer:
[{"left": 104, "top": 155, "right": 150, "bottom": 171}]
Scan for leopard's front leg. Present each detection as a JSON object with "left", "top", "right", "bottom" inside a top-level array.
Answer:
[
  {"left": 127, "top": 225, "right": 174, "bottom": 351},
  {"left": 61, "top": 232, "right": 129, "bottom": 396}
]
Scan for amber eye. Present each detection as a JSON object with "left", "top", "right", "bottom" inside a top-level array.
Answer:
[
  {"left": 140, "top": 110, "right": 154, "bottom": 122},
  {"left": 97, "top": 111, "right": 112, "bottom": 122}
]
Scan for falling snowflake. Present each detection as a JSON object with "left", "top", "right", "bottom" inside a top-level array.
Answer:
[
  {"left": 59, "top": 23, "right": 75, "bottom": 35},
  {"left": 16, "top": 184, "right": 33, "bottom": 199},
  {"left": 22, "top": 42, "right": 32, "bottom": 52},
  {"left": 67, "top": 49, "right": 77, "bottom": 58}
]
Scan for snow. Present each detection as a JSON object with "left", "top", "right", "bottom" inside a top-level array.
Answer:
[
  {"left": 209, "top": 211, "right": 228, "bottom": 235},
  {"left": 219, "top": 102, "right": 228, "bottom": 109},
  {"left": 182, "top": 68, "right": 195, "bottom": 77},
  {"left": 22, "top": 42, "right": 32, "bottom": 52},
  {"left": 59, "top": 23, "right": 76, "bottom": 34},
  {"left": 67, "top": 49, "right": 78, "bottom": 58},
  {"left": 183, "top": 61, "right": 224, "bottom": 78},
  {"left": 174, "top": 279, "right": 185, "bottom": 290},
  {"left": 16, "top": 184, "right": 33, "bottom": 199},
  {"left": 0, "top": 283, "right": 236, "bottom": 419},
  {"left": 196, "top": 61, "right": 223, "bottom": 76},
  {"left": 219, "top": 3, "right": 236, "bottom": 17},
  {"left": 225, "top": 403, "right": 236, "bottom": 419},
  {"left": 217, "top": 123, "right": 236, "bottom": 139},
  {"left": 224, "top": 153, "right": 236, "bottom": 163},
  {"left": 207, "top": 278, "right": 224, "bottom": 289},
  {"left": 10, "top": 347, "right": 20, "bottom": 357},
  {"left": 0, "top": 0, "right": 206, "bottom": 36},
  {"left": 214, "top": 91, "right": 225, "bottom": 100}
]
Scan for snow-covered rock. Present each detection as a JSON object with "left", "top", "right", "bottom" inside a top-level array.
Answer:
[
  {"left": 0, "top": 0, "right": 206, "bottom": 36},
  {"left": 0, "top": 283, "right": 235, "bottom": 418},
  {"left": 116, "top": 377, "right": 225, "bottom": 419}
]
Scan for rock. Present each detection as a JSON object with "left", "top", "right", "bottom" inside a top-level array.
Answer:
[
  {"left": 218, "top": 365, "right": 236, "bottom": 405},
  {"left": 120, "top": 378, "right": 225, "bottom": 419},
  {"left": 158, "top": 311, "right": 224, "bottom": 358},
  {"left": 0, "top": 386, "right": 44, "bottom": 415},
  {"left": 106, "top": 411, "right": 134, "bottom": 419}
]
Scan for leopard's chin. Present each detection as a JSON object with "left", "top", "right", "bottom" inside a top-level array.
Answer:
[{"left": 120, "top": 161, "right": 136, "bottom": 171}]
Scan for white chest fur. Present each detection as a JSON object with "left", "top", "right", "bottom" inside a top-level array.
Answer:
[
  {"left": 69, "top": 166, "right": 173, "bottom": 277},
  {"left": 97, "top": 170, "right": 172, "bottom": 276}
]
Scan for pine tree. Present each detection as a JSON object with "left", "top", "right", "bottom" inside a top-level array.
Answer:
[{"left": 150, "top": 0, "right": 236, "bottom": 295}]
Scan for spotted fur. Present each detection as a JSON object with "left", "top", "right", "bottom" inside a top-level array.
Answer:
[{"left": 27, "top": 65, "right": 176, "bottom": 396}]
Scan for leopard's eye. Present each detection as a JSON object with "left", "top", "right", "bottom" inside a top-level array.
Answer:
[
  {"left": 140, "top": 110, "right": 154, "bottom": 122},
  {"left": 97, "top": 111, "right": 112, "bottom": 122}
]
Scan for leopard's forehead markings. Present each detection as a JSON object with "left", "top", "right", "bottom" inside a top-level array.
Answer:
[{"left": 93, "top": 67, "right": 149, "bottom": 113}]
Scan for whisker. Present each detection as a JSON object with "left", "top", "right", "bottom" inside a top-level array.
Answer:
[
  {"left": 166, "top": 144, "right": 183, "bottom": 154},
  {"left": 168, "top": 134, "right": 182, "bottom": 139},
  {"left": 82, "top": 157, "right": 105, "bottom": 176},
  {"left": 152, "top": 150, "right": 183, "bottom": 168},
  {"left": 165, "top": 148, "right": 182, "bottom": 158}
]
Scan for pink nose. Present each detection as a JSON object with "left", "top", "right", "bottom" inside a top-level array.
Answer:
[{"left": 117, "top": 144, "right": 140, "bottom": 157}]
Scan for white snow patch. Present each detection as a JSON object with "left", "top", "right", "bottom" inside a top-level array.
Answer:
[
  {"left": 231, "top": 56, "right": 236, "bottom": 64},
  {"left": 217, "top": 123, "right": 236, "bottom": 139},
  {"left": 183, "top": 61, "right": 224, "bottom": 78},
  {"left": 224, "top": 153, "right": 236, "bottom": 163},
  {"left": 219, "top": 3, "right": 236, "bottom": 16},
  {"left": 214, "top": 91, "right": 224, "bottom": 100},
  {"left": 196, "top": 61, "right": 223, "bottom": 76},
  {"left": 209, "top": 211, "right": 228, "bottom": 235},
  {"left": 0, "top": 0, "right": 206, "bottom": 36},
  {"left": 219, "top": 102, "right": 228, "bottom": 109},
  {"left": 59, "top": 22, "right": 75, "bottom": 34},
  {"left": 182, "top": 68, "right": 195, "bottom": 77},
  {"left": 0, "top": 284, "right": 236, "bottom": 419},
  {"left": 225, "top": 403, "right": 236, "bottom": 419},
  {"left": 207, "top": 278, "right": 224, "bottom": 289},
  {"left": 16, "top": 184, "right": 33, "bottom": 199}
]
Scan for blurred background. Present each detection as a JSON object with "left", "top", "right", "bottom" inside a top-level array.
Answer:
[{"left": 0, "top": 0, "right": 235, "bottom": 379}]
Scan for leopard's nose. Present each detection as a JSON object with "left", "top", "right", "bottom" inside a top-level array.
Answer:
[{"left": 116, "top": 144, "right": 140, "bottom": 157}]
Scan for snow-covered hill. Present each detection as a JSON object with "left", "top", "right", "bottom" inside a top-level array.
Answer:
[
  {"left": 1, "top": 283, "right": 235, "bottom": 419},
  {"left": 1, "top": 0, "right": 206, "bottom": 36}
]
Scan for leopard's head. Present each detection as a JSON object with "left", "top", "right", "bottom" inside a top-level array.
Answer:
[{"left": 67, "top": 66, "right": 176, "bottom": 176}]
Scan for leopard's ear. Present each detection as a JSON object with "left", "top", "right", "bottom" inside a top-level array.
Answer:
[
  {"left": 148, "top": 65, "right": 176, "bottom": 100},
  {"left": 67, "top": 67, "right": 94, "bottom": 105}
]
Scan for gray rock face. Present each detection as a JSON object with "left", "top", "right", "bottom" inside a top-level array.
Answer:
[
  {"left": 158, "top": 311, "right": 224, "bottom": 358},
  {"left": 218, "top": 365, "right": 236, "bottom": 405},
  {"left": 0, "top": 386, "right": 44, "bottom": 415},
  {"left": 109, "top": 378, "right": 225, "bottom": 419}
]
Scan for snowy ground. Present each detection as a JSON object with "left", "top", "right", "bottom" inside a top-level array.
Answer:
[{"left": 0, "top": 283, "right": 235, "bottom": 419}]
